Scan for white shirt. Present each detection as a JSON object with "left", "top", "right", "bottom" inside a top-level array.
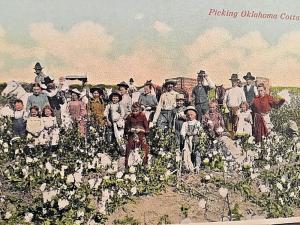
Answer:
[
  {"left": 180, "top": 120, "right": 202, "bottom": 137},
  {"left": 223, "top": 86, "right": 247, "bottom": 108},
  {"left": 152, "top": 90, "right": 178, "bottom": 123}
]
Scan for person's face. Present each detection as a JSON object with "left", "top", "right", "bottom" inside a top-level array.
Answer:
[
  {"left": 187, "top": 110, "right": 197, "bottom": 120},
  {"left": 30, "top": 109, "right": 38, "bottom": 117},
  {"left": 232, "top": 81, "right": 238, "bottom": 87},
  {"left": 144, "top": 85, "right": 151, "bottom": 94},
  {"left": 15, "top": 102, "right": 23, "bottom": 111},
  {"left": 241, "top": 104, "right": 247, "bottom": 112},
  {"left": 197, "top": 77, "right": 204, "bottom": 85},
  {"left": 209, "top": 103, "right": 217, "bottom": 112},
  {"left": 112, "top": 96, "right": 119, "bottom": 104},
  {"left": 71, "top": 93, "right": 79, "bottom": 101},
  {"left": 258, "top": 87, "right": 266, "bottom": 97},
  {"left": 246, "top": 79, "right": 252, "bottom": 85},
  {"left": 59, "top": 77, "right": 65, "bottom": 84},
  {"left": 176, "top": 99, "right": 184, "bottom": 107},
  {"left": 119, "top": 87, "right": 127, "bottom": 95},
  {"left": 166, "top": 84, "right": 174, "bottom": 92},
  {"left": 35, "top": 69, "right": 42, "bottom": 75},
  {"left": 44, "top": 108, "right": 52, "bottom": 117},
  {"left": 33, "top": 86, "right": 41, "bottom": 95},
  {"left": 93, "top": 91, "right": 100, "bottom": 99},
  {"left": 132, "top": 107, "right": 140, "bottom": 115}
]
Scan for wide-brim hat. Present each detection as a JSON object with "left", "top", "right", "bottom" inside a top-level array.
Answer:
[
  {"left": 69, "top": 88, "right": 81, "bottom": 96},
  {"left": 34, "top": 62, "right": 43, "bottom": 70},
  {"left": 243, "top": 72, "right": 255, "bottom": 81},
  {"left": 229, "top": 74, "right": 239, "bottom": 81},
  {"left": 197, "top": 70, "right": 205, "bottom": 78},
  {"left": 109, "top": 91, "right": 122, "bottom": 101},
  {"left": 176, "top": 93, "right": 186, "bottom": 100},
  {"left": 117, "top": 81, "right": 129, "bottom": 89},
  {"left": 90, "top": 86, "right": 104, "bottom": 95},
  {"left": 184, "top": 106, "right": 198, "bottom": 115},
  {"left": 44, "top": 76, "right": 54, "bottom": 85},
  {"left": 129, "top": 78, "right": 134, "bottom": 82},
  {"left": 164, "top": 79, "right": 177, "bottom": 86}
]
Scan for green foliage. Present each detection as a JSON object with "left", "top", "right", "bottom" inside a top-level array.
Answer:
[{"left": 113, "top": 216, "right": 140, "bottom": 225}]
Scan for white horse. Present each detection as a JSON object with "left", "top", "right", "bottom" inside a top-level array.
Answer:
[{"left": 1, "top": 81, "right": 31, "bottom": 108}]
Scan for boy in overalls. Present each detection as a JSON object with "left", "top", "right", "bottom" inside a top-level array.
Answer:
[{"left": 12, "top": 99, "right": 28, "bottom": 137}]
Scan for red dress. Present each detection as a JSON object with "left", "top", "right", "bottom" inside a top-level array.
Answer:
[
  {"left": 252, "top": 95, "right": 285, "bottom": 142},
  {"left": 124, "top": 112, "right": 150, "bottom": 167},
  {"left": 68, "top": 100, "right": 87, "bottom": 136}
]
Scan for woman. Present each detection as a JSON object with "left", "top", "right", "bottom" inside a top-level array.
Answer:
[
  {"left": 90, "top": 86, "right": 106, "bottom": 126},
  {"left": 68, "top": 89, "right": 87, "bottom": 137},
  {"left": 252, "top": 83, "right": 285, "bottom": 143}
]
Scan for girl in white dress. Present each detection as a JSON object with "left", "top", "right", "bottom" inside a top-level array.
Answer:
[
  {"left": 236, "top": 102, "right": 253, "bottom": 136},
  {"left": 26, "top": 106, "right": 44, "bottom": 145},
  {"left": 41, "top": 106, "right": 59, "bottom": 146}
]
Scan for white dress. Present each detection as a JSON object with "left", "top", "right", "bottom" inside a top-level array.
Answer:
[
  {"left": 26, "top": 117, "right": 44, "bottom": 145},
  {"left": 236, "top": 110, "right": 253, "bottom": 135},
  {"left": 40, "top": 117, "right": 60, "bottom": 145}
]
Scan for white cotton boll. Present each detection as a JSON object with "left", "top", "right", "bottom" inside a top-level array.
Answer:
[
  {"left": 276, "top": 182, "right": 283, "bottom": 191},
  {"left": 219, "top": 187, "right": 228, "bottom": 198},
  {"left": 144, "top": 176, "right": 149, "bottom": 182},
  {"left": 66, "top": 174, "right": 75, "bottom": 184},
  {"left": 198, "top": 199, "right": 206, "bottom": 209},
  {"left": 290, "top": 192, "right": 295, "bottom": 198},
  {"left": 204, "top": 175, "right": 211, "bottom": 181},
  {"left": 129, "top": 166, "right": 136, "bottom": 174},
  {"left": 58, "top": 199, "right": 69, "bottom": 210},
  {"left": 281, "top": 176, "right": 286, "bottom": 183},
  {"left": 26, "top": 157, "right": 33, "bottom": 164},
  {"left": 24, "top": 212, "right": 33, "bottom": 223},
  {"left": 264, "top": 164, "right": 270, "bottom": 170},
  {"left": 45, "top": 162, "right": 53, "bottom": 173},
  {"left": 88, "top": 179, "right": 96, "bottom": 188},
  {"left": 40, "top": 183, "right": 46, "bottom": 192},
  {"left": 130, "top": 186, "right": 137, "bottom": 195},
  {"left": 43, "top": 189, "right": 58, "bottom": 203},
  {"left": 165, "top": 170, "right": 171, "bottom": 178},
  {"left": 103, "top": 176, "right": 110, "bottom": 180},
  {"left": 130, "top": 174, "right": 136, "bottom": 182},
  {"left": 94, "top": 179, "right": 102, "bottom": 190},
  {"left": 116, "top": 171, "right": 123, "bottom": 179},
  {"left": 247, "top": 136, "right": 255, "bottom": 144},
  {"left": 259, "top": 184, "right": 269, "bottom": 193},
  {"left": 277, "top": 90, "right": 291, "bottom": 104},
  {"left": 5, "top": 211, "right": 12, "bottom": 219},
  {"left": 77, "top": 210, "right": 85, "bottom": 218}
]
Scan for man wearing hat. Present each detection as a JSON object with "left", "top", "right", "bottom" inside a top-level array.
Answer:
[
  {"left": 117, "top": 81, "right": 132, "bottom": 119},
  {"left": 89, "top": 86, "right": 106, "bottom": 126},
  {"left": 128, "top": 78, "right": 137, "bottom": 96},
  {"left": 26, "top": 83, "right": 50, "bottom": 112},
  {"left": 223, "top": 74, "right": 246, "bottom": 134},
  {"left": 34, "top": 62, "right": 47, "bottom": 85},
  {"left": 152, "top": 79, "right": 179, "bottom": 129},
  {"left": 243, "top": 72, "right": 258, "bottom": 106},
  {"left": 191, "top": 70, "right": 215, "bottom": 121}
]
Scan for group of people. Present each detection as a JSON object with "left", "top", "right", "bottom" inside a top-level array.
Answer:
[{"left": 8, "top": 62, "right": 286, "bottom": 171}]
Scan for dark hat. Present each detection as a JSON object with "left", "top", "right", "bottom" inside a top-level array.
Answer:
[
  {"left": 229, "top": 74, "right": 239, "bottom": 81},
  {"left": 129, "top": 78, "right": 134, "bottom": 82},
  {"left": 243, "top": 72, "right": 255, "bottom": 81},
  {"left": 164, "top": 79, "right": 177, "bottom": 86},
  {"left": 144, "top": 80, "right": 153, "bottom": 86},
  {"left": 117, "top": 81, "right": 129, "bottom": 89},
  {"left": 34, "top": 62, "right": 43, "bottom": 70},
  {"left": 109, "top": 91, "right": 122, "bottom": 102},
  {"left": 184, "top": 106, "right": 198, "bottom": 115},
  {"left": 90, "top": 86, "right": 104, "bottom": 95},
  {"left": 197, "top": 70, "right": 206, "bottom": 78}
]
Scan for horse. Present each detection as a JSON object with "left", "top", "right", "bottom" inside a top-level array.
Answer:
[
  {"left": 1, "top": 81, "right": 31, "bottom": 108},
  {"left": 215, "top": 85, "right": 226, "bottom": 108}
]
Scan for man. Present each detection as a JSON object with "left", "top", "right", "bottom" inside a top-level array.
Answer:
[
  {"left": 152, "top": 79, "right": 178, "bottom": 130},
  {"left": 243, "top": 72, "right": 258, "bottom": 106},
  {"left": 34, "top": 62, "right": 47, "bottom": 86},
  {"left": 191, "top": 70, "right": 215, "bottom": 121},
  {"left": 26, "top": 83, "right": 50, "bottom": 112},
  {"left": 117, "top": 81, "right": 132, "bottom": 119},
  {"left": 44, "top": 78, "right": 65, "bottom": 125},
  {"left": 223, "top": 74, "right": 246, "bottom": 134},
  {"left": 128, "top": 78, "right": 137, "bottom": 96}
]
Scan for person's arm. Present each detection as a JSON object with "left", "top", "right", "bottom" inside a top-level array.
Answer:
[
  {"left": 191, "top": 87, "right": 196, "bottom": 106},
  {"left": 26, "top": 96, "right": 32, "bottom": 112},
  {"left": 80, "top": 102, "right": 87, "bottom": 117},
  {"left": 241, "top": 89, "right": 247, "bottom": 103},
  {"left": 143, "top": 113, "right": 150, "bottom": 133},
  {"left": 152, "top": 94, "right": 163, "bottom": 124},
  {"left": 254, "top": 86, "right": 258, "bottom": 96},
  {"left": 119, "top": 104, "right": 125, "bottom": 120},
  {"left": 223, "top": 91, "right": 228, "bottom": 108},
  {"left": 124, "top": 115, "right": 131, "bottom": 134},
  {"left": 180, "top": 122, "right": 187, "bottom": 137},
  {"left": 269, "top": 95, "right": 285, "bottom": 108},
  {"left": 152, "top": 95, "right": 158, "bottom": 108},
  {"left": 203, "top": 75, "right": 215, "bottom": 89}
]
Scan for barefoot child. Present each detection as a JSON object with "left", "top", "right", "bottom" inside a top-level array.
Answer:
[
  {"left": 125, "top": 102, "right": 150, "bottom": 168},
  {"left": 236, "top": 102, "right": 253, "bottom": 136},
  {"left": 181, "top": 106, "right": 203, "bottom": 172}
]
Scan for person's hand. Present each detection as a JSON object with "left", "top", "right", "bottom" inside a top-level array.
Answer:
[
  {"left": 244, "top": 118, "right": 251, "bottom": 122},
  {"left": 149, "top": 122, "right": 155, "bottom": 128},
  {"left": 107, "top": 121, "right": 112, "bottom": 127},
  {"left": 137, "top": 128, "right": 145, "bottom": 133}
]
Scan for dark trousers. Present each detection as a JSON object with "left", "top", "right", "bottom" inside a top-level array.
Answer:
[
  {"left": 125, "top": 133, "right": 149, "bottom": 168},
  {"left": 195, "top": 102, "right": 209, "bottom": 121}
]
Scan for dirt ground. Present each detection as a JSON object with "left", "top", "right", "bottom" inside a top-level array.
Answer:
[{"left": 105, "top": 185, "right": 264, "bottom": 225}]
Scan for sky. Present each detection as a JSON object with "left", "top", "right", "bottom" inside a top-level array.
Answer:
[{"left": 0, "top": 0, "right": 300, "bottom": 87}]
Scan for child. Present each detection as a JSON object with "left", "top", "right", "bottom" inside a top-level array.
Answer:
[
  {"left": 172, "top": 94, "right": 187, "bottom": 150},
  {"left": 68, "top": 89, "right": 87, "bottom": 137},
  {"left": 26, "top": 106, "right": 44, "bottom": 145},
  {"left": 124, "top": 102, "right": 150, "bottom": 168},
  {"left": 12, "top": 99, "right": 28, "bottom": 137},
  {"left": 104, "top": 92, "right": 125, "bottom": 153},
  {"left": 236, "top": 102, "right": 253, "bottom": 136},
  {"left": 181, "top": 106, "right": 203, "bottom": 172},
  {"left": 41, "top": 105, "right": 59, "bottom": 146},
  {"left": 202, "top": 100, "right": 225, "bottom": 138}
]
